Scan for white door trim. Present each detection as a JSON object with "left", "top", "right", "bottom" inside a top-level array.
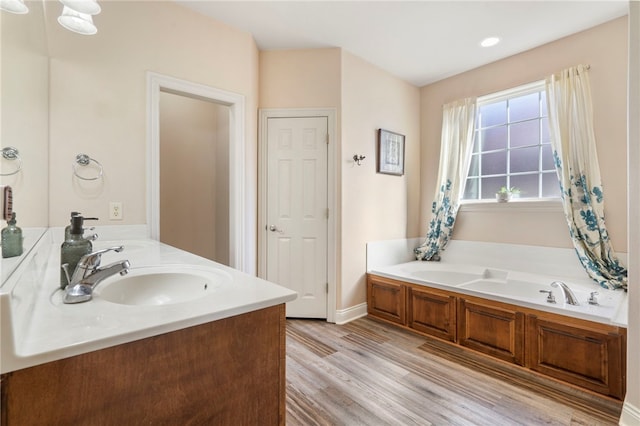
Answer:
[
  {"left": 147, "top": 71, "right": 250, "bottom": 274},
  {"left": 258, "top": 108, "right": 337, "bottom": 323}
]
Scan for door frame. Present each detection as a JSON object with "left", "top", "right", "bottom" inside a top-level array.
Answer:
[
  {"left": 258, "top": 108, "right": 337, "bottom": 323},
  {"left": 147, "top": 71, "right": 251, "bottom": 274}
]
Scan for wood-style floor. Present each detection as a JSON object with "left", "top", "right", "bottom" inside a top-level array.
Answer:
[{"left": 285, "top": 317, "right": 623, "bottom": 426}]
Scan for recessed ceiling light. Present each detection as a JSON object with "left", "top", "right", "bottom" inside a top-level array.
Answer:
[{"left": 480, "top": 37, "right": 501, "bottom": 48}]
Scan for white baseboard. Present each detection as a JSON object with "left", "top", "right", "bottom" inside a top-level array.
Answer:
[
  {"left": 620, "top": 401, "right": 640, "bottom": 425},
  {"left": 334, "top": 303, "right": 368, "bottom": 325}
]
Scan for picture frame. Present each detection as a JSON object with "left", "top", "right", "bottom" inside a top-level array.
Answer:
[{"left": 377, "top": 129, "right": 405, "bottom": 176}]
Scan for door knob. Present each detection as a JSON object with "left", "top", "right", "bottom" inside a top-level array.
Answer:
[{"left": 268, "top": 225, "right": 283, "bottom": 234}]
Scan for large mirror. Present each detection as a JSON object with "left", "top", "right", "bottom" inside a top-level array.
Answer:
[{"left": 1, "top": 1, "right": 49, "bottom": 283}]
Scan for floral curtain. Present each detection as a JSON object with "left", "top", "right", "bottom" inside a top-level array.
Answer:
[
  {"left": 546, "top": 65, "right": 627, "bottom": 290},
  {"left": 415, "top": 98, "right": 476, "bottom": 260}
]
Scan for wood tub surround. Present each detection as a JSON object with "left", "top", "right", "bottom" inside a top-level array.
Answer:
[
  {"left": 1, "top": 305, "right": 287, "bottom": 425},
  {"left": 366, "top": 274, "right": 627, "bottom": 400}
]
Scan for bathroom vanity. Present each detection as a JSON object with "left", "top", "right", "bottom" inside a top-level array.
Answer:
[
  {"left": 1, "top": 305, "right": 286, "bottom": 424},
  {"left": 0, "top": 226, "right": 296, "bottom": 425}
]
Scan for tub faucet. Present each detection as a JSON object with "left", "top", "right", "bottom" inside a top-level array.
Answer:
[
  {"left": 62, "top": 246, "right": 130, "bottom": 304},
  {"left": 550, "top": 281, "right": 579, "bottom": 306}
]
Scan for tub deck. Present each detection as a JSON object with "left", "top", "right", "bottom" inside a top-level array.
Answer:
[{"left": 369, "top": 260, "right": 627, "bottom": 326}]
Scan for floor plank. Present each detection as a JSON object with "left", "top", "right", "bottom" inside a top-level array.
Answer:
[{"left": 286, "top": 317, "right": 623, "bottom": 426}]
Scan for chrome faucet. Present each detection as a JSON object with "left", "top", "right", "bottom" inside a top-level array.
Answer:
[
  {"left": 62, "top": 246, "right": 130, "bottom": 304},
  {"left": 550, "top": 281, "right": 579, "bottom": 306}
]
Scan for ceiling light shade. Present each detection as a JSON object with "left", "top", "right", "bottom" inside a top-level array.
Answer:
[
  {"left": 58, "top": 6, "right": 97, "bottom": 35},
  {"left": 0, "top": 0, "right": 29, "bottom": 14},
  {"left": 59, "top": 0, "right": 100, "bottom": 15},
  {"left": 480, "top": 37, "right": 501, "bottom": 48}
]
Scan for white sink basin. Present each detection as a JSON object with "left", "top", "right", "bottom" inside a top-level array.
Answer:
[{"left": 94, "top": 265, "right": 232, "bottom": 306}]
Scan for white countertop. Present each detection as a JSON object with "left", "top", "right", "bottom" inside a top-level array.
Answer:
[{"left": 0, "top": 227, "right": 297, "bottom": 374}]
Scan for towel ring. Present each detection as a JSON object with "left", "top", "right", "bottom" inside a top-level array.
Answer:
[
  {"left": 0, "top": 147, "right": 23, "bottom": 176},
  {"left": 73, "top": 153, "right": 103, "bottom": 181}
]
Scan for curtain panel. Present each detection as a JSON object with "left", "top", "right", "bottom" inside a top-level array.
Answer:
[
  {"left": 546, "top": 65, "right": 627, "bottom": 290},
  {"left": 415, "top": 98, "right": 476, "bottom": 261}
]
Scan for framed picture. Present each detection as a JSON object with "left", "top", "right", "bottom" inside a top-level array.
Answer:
[{"left": 377, "top": 129, "right": 405, "bottom": 176}]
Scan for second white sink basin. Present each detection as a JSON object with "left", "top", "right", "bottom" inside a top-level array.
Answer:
[{"left": 94, "top": 265, "right": 232, "bottom": 306}]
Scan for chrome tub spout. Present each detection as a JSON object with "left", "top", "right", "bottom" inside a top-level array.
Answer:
[{"left": 551, "top": 281, "right": 579, "bottom": 306}]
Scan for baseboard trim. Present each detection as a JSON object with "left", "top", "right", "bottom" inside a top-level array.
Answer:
[
  {"left": 620, "top": 401, "right": 640, "bottom": 425},
  {"left": 334, "top": 303, "right": 368, "bottom": 325}
]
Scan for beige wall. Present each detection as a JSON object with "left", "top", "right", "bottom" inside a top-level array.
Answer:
[
  {"left": 1, "top": 1, "right": 48, "bottom": 226},
  {"left": 259, "top": 48, "right": 342, "bottom": 109},
  {"left": 340, "top": 51, "right": 420, "bottom": 309},
  {"left": 45, "top": 1, "right": 259, "bottom": 230},
  {"left": 420, "top": 17, "right": 628, "bottom": 251},
  {"left": 159, "top": 92, "right": 229, "bottom": 265}
]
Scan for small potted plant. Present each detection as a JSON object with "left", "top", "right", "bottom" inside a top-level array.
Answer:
[{"left": 496, "top": 186, "right": 520, "bottom": 202}]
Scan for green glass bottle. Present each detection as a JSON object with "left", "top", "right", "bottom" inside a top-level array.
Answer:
[
  {"left": 1, "top": 212, "right": 23, "bottom": 258},
  {"left": 60, "top": 215, "right": 93, "bottom": 289}
]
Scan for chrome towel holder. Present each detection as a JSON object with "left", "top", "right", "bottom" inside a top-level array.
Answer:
[
  {"left": 73, "top": 153, "right": 103, "bottom": 181},
  {"left": 0, "top": 147, "right": 22, "bottom": 176}
]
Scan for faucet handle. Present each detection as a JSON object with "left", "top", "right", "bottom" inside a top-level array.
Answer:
[
  {"left": 78, "top": 246, "right": 125, "bottom": 269},
  {"left": 539, "top": 290, "right": 556, "bottom": 303},
  {"left": 588, "top": 291, "right": 599, "bottom": 305}
]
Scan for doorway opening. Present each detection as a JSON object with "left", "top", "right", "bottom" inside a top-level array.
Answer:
[
  {"left": 159, "top": 92, "right": 230, "bottom": 265},
  {"left": 147, "top": 72, "right": 251, "bottom": 273}
]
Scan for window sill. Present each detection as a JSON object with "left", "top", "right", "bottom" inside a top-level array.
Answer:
[{"left": 459, "top": 198, "right": 563, "bottom": 213}]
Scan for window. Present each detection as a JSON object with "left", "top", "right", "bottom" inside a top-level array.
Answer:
[{"left": 463, "top": 82, "right": 561, "bottom": 201}]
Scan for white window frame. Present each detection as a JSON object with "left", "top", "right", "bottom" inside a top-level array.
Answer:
[{"left": 461, "top": 80, "right": 561, "bottom": 209}]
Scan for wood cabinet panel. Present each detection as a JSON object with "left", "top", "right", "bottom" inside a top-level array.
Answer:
[
  {"left": 458, "top": 298, "right": 525, "bottom": 365},
  {"left": 366, "top": 274, "right": 626, "bottom": 400},
  {"left": 367, "top": 276, "right": 406, "bottom": 325},
  {"left": 408, "top": 286, "right": 456, "bottom": 342},
  {"left": 526, "top": 315, "right": 625, "bottom": 399},
  {"left": 1, "top": 305, "right": 286, "bottom": 425}
]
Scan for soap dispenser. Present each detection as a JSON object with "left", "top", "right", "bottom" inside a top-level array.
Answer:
[
  {"left": 60, "top": 214, "right": 93, "bottom": 289},
  {"left": 64, "top": 212, "right": 98, "bottom": 240},
  {"left": 1, "top": 212, "right": 23, "bottom": 258}
]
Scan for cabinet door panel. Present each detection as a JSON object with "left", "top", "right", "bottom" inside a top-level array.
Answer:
[
  {"left": 367, "top": 276, "right": 406, "bottom": 325},
  {"left": 408, "top": 287, "right": 456, "bottom": 342},
  {"left": 526, "top": 315, "right": 625, "bottom": 399},
  {"left": 458, "top": 298, "right": 525, "bottom": 365}
]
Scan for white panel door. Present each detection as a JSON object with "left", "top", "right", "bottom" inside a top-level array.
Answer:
[{"left": 266, "top": 116, "right": 328, "bottom": 318}]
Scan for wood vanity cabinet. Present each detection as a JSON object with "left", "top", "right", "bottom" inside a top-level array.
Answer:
[
  {"left": 526, "top": 314, "right": 626, "bottom": 400},
  {"left": 458, "top": 297, "right": 525, "bottom": 365},
  {"left": 367, "top": 275, "right": 406, "bottom": 325},
  {"left": 1, "top": 305, "right": 287, "bottom": 425},
  {"left": 407, "top": 286, "right": 457, "bottom": 342}
]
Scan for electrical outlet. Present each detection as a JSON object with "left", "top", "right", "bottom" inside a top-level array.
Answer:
[{"left": 109, "top": 202, "right": 123, "bottom": 220}]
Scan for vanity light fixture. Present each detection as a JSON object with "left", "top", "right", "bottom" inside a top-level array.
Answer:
[
  {"left": 0, "top": 0, "right": 29, "bottom": 14},
  {"left": 58, "top": 5, "right": 97, "bottom": 35},
  {"left": 353, "top": 154, "right": 366, "bottom": 166},
  {"left": 57, "top": 0, "right": 101, "bottom": 35},
  {"left": 480, "top": 36, "right": 501, "bottom": 48},
  {"left": 60, "top": 0, "right": 101, "bottom": 15}
]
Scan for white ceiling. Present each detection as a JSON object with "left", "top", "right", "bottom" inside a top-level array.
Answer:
[{"left": 178, "top": 1, "right": 629, "bottom": 87}]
